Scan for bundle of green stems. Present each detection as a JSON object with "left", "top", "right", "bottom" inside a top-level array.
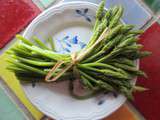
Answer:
[{"left": 6, "top": 0, "right": 150, "bottom": 100}]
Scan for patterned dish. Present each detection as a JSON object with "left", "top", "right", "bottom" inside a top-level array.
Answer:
[{"left": 22, "top": 2, "right": 127, "bottom": 120}]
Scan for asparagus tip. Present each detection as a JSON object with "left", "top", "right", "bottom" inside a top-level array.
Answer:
[{"left": 133, "top": 86, "right": 149, "bottom": 92}]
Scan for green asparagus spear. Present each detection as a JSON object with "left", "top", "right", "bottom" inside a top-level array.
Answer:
[
  {"left": 47, "top": 37, "right": 55, "bottom": 51},
  {"left": 7, "top": 59, "right": 47, "bottom": 75},
  {"left": 128, "top": 30, "right": 144, "bottom": 35},
  {"left": 124, "top": 51, "right": 151, "bottom": 60},
  {"left": 109, "top": 6, "right": 123, "bottom": 28},
  {"left": 110, "top": 62, "right": 147, "bottom": 77},
  {"left": 88, "top": 19, "right": 108, "bottom": 47},
  {"left": 32, "top": 36, "right": 50, "bottom": 50},
  {"left": 16, "top": 35, "right": 33, "bottom": 46},
  {"left": 93, "top": 0, "right": 105, "bottom": 31},
  {"left": 120, "top": 25, "right": 134, "bottom": 34},
  {"left": 13, "top": 55, "right": 55, "bottom": 67},
  {"left": 109, "top": 58, "right": 135, "bottom": 67}
]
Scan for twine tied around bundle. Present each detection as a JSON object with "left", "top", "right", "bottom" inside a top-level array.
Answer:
[
  {"left": 45, "top": 52, "right": 79, "bottom": 82},
  {"left": 45, "top": 28, "right": 109, "bottom": 82}
]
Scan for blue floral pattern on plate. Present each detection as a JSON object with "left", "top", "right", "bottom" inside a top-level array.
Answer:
[
  {"left": 75, "top": 8, "right": 93, "bottom": 22},
  {"left": 57, "top": 35, "right": 86, "bottom": 53}
]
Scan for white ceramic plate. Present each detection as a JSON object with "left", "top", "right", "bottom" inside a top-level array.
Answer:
[{"left": 22, "top": 2, "right": 127, "bottom": 120}]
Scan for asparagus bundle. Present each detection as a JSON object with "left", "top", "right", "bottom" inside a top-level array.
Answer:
[{"left": 6, "top": 0, "right": 150, "bottom": 100}]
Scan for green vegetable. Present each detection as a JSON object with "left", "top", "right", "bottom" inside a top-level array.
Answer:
[
  {"left": 109, "top": 6, "right": 123, "bottom": 28},
  {"left": 120, "top": 25, "right": 134, "bottom": 34},
  {"left": 47, "top": 37, "right": 55, "bottom": 51},
  {"left": 109, "top": 58, "right": 135, "bottom": 67},
  {"left": 16, "top": 35, "right": 33, "bottom": 46},
  {"left": 12, "top": 55, "right": 55, "bottom": 67},
  {"left": 87, "top": 18, "right": 108, "bottom": 47},
  {"left": 7, "top": 59, "right": 47, "bottom": 75},
  {"left": 110, "top": 62, "right": 147, "bottom": 77},
  {"left": 93, "top": 0, "right": 105, "bottom": 31},
  {"left": 32, "top": 36, "right": 50, "bottom": 50}
]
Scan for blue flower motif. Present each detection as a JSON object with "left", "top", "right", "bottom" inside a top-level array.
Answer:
[
  {"left": 85, "top": 17, "right": 91, "bottom": 22},
  {"left": 76, "top": 8, "right": 92, "bottom": 22},
  {"left": 64, "top": 48, "right": 71, "bottom": 53},
  {"left": 84, "top": 8, "right": 88, "bottom": 13},
  {"left": 72, "top": 36, "right": 78, "bottom": 44},
  {"left": 65, "top": 42, "right": 72, "bottom": 47},
  {"left": 58, "top": 35, "right": 86, "bottom": 53},
  {"left": 62, "top": 36, "right": 69, "bottom": 40},
  {"left": 79, "top": 41, "right": 86, "bottom": 49},
  {"left": 76, "top": 9, "right": 82, "bottom": 15},
  {"left": 61, "top": 36, "right": 72, "bottom": 48},
  {"left": 98, "top": 100, "right": 105, "bottom": 105}
]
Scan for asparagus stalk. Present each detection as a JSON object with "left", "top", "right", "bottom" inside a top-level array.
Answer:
[
  {"left": 32, "top": 36, "right": 50, "bottom": 50},
  {"left": 93, "top": 0, "right": 105, "bottom": 31},
  {"left": 16, "top": 35, "right": 33, "bottom": 46},
  {"left": 47, "top": 37, "right": 55, "bottom": 51}
]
